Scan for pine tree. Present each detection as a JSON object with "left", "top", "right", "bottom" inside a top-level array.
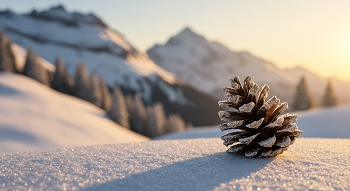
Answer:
[
  {"left": 22, "top": 49, "right": 49, "bottom": 85},
  {"left": 323, "top": 79, "right": 338, "bottom": 107},
  {"left": 292, "top": 76, "right": 314, "bottom": 111},
  {"left": 51, "top": 57, "right": 72, "bottom": 94},
  {"left": 130, "top": 95, "right": 147, "bottom": 135},
  {"left": 88, "top": 73, "right": 103, "bottom": 107},
  {"left": 218, "top": 76, "right": 303, "bottom": 157},
  {"left": 73, "top": 62, "right": 90, "bottom": 101},
  {"left": 165, "top": 114, "right": 186, "bottom": 133},
  {"left": 99, "top": 77, "right": 111, "bottom": 111},
  {"left": 108, "top": 85, "right": 130, "bottom": 128},
  {"left": 125, "top": 95, "right": 135, "bottom": 115},
  {"left": 146, "top": 103, "right": 166, "bottom": 138},
  {"left": 5, "top": 38, "right": 17, "bottom": 73},
  {"left": 0, "top": 32, "right": 17, "bottom": 72}
]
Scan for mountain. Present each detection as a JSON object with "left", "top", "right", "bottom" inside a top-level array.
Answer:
[
  {"left": 0, "top": 73, "right": 148, "bottom": 154},
  {"left": 0, "top": 6, "right": 220, "bottom": 126},
  {"left": 147, "top": 27, "right": 350, "bottom": 106}
]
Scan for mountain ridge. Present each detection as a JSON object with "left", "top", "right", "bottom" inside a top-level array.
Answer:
[{"left": 148, "top": 27, "right": 350, "bottom": 106}]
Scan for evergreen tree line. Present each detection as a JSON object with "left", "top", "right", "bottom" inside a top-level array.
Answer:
[
  {"left": 0, "top": 32, "right": 187, "bottom": 138},
  {"left": 292, "top": 76, "right": 339, "bottom": 111}
]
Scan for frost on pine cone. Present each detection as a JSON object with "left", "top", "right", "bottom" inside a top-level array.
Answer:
[{"left": 218, "top": 76, "right": 303, "bottom": 158}]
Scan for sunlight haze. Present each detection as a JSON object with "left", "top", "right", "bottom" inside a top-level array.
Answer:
[{"left": 1, "top": 0, "right": 349, "bottom": 80}]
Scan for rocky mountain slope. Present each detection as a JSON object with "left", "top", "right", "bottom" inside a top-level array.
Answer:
[{"left": 0, "top": 6, "right": 220, "bottom": 126}]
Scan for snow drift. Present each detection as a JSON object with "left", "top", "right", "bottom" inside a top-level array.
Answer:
[
  {"left": 1, "top": 138, "right": 349, "bottom": 190},
  {"left": 0, "top": 73, "right": 148, "bottom": 154}
]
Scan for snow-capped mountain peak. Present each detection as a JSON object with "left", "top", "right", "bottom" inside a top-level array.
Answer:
[
  {"left": 148, "top": 27, "right": 350, "bottom": 105},
  {"left": 27, "top": 4, "right": 107, "bottom": 28},
  {"left": 0, "top": 6, "right": 221, "bottom": 126},
  {"left": 148, "top": 27, "right": 296, "bottom": 102}
]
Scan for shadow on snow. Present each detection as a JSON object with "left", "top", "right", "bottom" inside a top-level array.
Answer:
[{"left": 81, "top": 152, "right": 274, "bottom": 191}]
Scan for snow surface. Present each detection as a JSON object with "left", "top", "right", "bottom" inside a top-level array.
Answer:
[
  {"left": 0, "top": 7, "right": 187, "bottom": 103},
  {"left": 1, "top": 138, "right": 349, "bottom": 190},
  {"left": 148, "top": 27, "right": 350, "bottom": 105},
  {"left": 157, "top": 104, "right": 350, "bottom": 140},
  {"left": 0, "top": 73, "right": 148, "bottom": 154}
]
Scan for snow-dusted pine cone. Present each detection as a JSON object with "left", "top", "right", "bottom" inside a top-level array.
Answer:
[{"left": 218, "top": 76, "right": 303, "bottom": 157}]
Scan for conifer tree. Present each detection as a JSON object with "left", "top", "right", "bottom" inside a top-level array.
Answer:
[
  {"left": 0, "top": 32, "right": 17, "bottom": 72},
  {"left": 73, "top": 62, "right": 90, "bottom": 101},
  {"left": 88, "top": 73, "right": 103, "bottom": 107},
  {"left": 99, "top": 77, "right": 111, "bottom": 111},
  {"left": 5, "top": 38, "right": 17, "bottom": 73},
  {"left": 51, "top": 57, "right": 72, "bottom": 94},
  {"left": 292, "top": 76, "right": 314, "bottom": 111},
  {"left": 125, "top": 95, "right": 135, "bottom": 116},
  {"left": 22, "top": 49, "right": 49, "bottom": 85},
  {"left": 146, "top": 103, "right": 166, "bottom": 138},
  {"left": 130, "top": 95, "right": 147, "bottom": 134},
  {"left": 108, "top": 85, "right": 130, "bottom": 128},
  {"left": 165, "top": 114, "right": 186, "bottom": 133},
  {"left": 323, "top": 79, "right": 339, "bottom": 107}
]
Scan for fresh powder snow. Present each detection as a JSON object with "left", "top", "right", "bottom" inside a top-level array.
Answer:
[
  {"left": 0, "top": 138, "right": 349, "bottom": 190},
  {"left": 0, "top": 73, "right": 148, "bottom": 154}
]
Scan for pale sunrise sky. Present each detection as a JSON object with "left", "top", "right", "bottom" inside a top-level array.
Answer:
[{"left": 1, "top": 0, "right": 350, "bottom": 80}]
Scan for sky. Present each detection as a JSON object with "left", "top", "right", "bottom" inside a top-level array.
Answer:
[{"left": 1, "top": 0, "right": 350, "bottom": 81}]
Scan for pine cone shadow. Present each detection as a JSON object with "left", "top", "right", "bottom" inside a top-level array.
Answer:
[{"left": 80, "top": 152, "right": 274, "bottom": 191}]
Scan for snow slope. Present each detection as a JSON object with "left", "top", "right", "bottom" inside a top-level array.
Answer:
[
  {"left": 0, "top": 73, "right": 148, "bottom": 154},
  {"left": 1, "top": 138, "right": 349, "bottom": 190},
  {"left": 0, "top": 6, "right": 221, "bottom": 126},
  {"left": 148, "top": 27, "right": 350, "bottom": 105},
  {"left": 11, "top": 43, "right": 55, "bottom": 72},
  {"left": 157, "top": 104, "right": 350, "bottom": 140}
]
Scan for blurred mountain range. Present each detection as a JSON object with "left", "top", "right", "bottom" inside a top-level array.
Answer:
[
  {"left": 1, "top": 5, "right": 349, "bottom": 128},
  {"left": 148, "top": 27, "right": 350, "bottom": 105},
  {"left": 0, "top": 5, "right": 220, "bottom": 126}
]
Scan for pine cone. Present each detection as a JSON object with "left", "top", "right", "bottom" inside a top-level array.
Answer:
[{"left": 218, "top": 76, "right": 303, "bottom": 157}]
